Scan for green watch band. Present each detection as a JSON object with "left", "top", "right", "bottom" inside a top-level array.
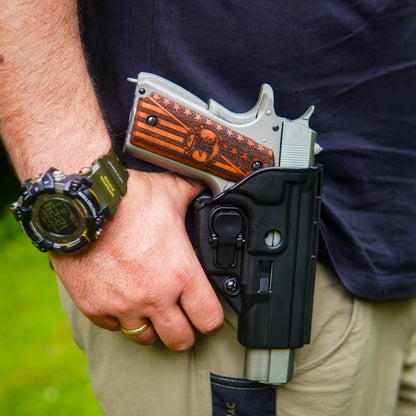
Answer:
[{"left": 85, "top": 152, "right": 129, "bottom": 216}]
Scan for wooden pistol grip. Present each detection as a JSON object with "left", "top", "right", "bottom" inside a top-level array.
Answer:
[{"left": 129, "top": 92, "right": 275, "bottom": 182}]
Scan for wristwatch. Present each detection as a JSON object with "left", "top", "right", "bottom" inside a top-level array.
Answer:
[{"left": 11, "top": 152, "right": 128, "bottom": 253}]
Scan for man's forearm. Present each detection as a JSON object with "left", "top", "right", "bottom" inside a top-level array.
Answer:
[
  {"left": 0, "top": 0, "right": 224, "bottom": 352},
  {"left": 0, "top": 0, "right": 111, "bottom": 180}
]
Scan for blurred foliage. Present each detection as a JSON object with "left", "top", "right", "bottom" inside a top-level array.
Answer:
[{"left": 0, "top": 207, "right": 102, "bottom": 415}]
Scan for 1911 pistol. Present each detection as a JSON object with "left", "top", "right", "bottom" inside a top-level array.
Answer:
[{"left": 124, "top": 72, "right": 323, "bottom": 385}]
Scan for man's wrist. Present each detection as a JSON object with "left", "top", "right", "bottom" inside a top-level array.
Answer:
[{"left": 11, "top": 150, "right": 129, "bottom": 253}]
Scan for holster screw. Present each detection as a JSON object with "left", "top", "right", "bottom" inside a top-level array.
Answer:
[{"left": 223, "top": 277, "right": 240, "bottom": 296}]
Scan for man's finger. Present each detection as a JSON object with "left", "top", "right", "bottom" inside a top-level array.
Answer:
[
  {"left": 179, "top": 262, "right": 224, "bottom": 336},
  {"left": 150, "top": 304, "right": 197, "bottom": 352}
]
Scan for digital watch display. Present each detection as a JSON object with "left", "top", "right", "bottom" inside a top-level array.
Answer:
[
  {"left": 37, "top": 198, "right": 81, "bottom": 235},
  {"left": 11, "top": 152, "right": 128, "bottom": 253},
  {"left": 24, "top": 191, "right": 93, "bottom": 252}
]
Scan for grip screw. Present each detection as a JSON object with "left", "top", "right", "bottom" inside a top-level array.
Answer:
[
  {"left": 251, "top": 161, "right": 263, "bottom": 171},
  {"left": 147, "top": 115, "right": 158, "bottom": 126}
]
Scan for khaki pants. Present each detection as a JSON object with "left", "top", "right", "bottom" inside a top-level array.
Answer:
[{"left": 58, "top": 263, "right": 416, "bottom": 416}]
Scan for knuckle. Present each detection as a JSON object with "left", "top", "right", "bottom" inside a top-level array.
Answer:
[
  {"left": 140, "top": 287, "right": 164, "bottom": 307},
  {"left": 172, "top": 260, "right": 195, "bottom": 287}
]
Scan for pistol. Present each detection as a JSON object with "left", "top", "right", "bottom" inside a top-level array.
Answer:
[{"left": 124, "top": 73, "right": 323, "bottom": 385}]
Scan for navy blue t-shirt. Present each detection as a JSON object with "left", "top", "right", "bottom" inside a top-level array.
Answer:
[{"left": 78, "top": 0, "right": 416, "bottom": 300}]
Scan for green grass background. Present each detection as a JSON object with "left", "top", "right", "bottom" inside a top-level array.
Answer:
[{"left": 0, "top": 206, "right": 102, "bottom": 415}]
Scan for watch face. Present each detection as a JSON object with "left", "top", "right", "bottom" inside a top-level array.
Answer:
[
  {"left": 29, "top": 193, "right": 90, "bottom": 250},
  {"left": 38, "top": 199, "right": 80, "bottom": 235}
]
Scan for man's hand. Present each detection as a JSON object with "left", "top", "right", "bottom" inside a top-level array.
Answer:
[
  {"left": 0, "top": 0, "right": 223, "bottom": 351},
  {"left": 50, "top": 170, "right": 224, "bottom": 351}
]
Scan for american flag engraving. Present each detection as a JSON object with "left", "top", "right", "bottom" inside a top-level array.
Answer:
[{"left": 130, "top": 92, "right": 275, "bottom": 181}]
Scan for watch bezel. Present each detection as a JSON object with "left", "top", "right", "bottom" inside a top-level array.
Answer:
[{"left": 14, "top": 171, "right": 103, "bottom": 253}]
